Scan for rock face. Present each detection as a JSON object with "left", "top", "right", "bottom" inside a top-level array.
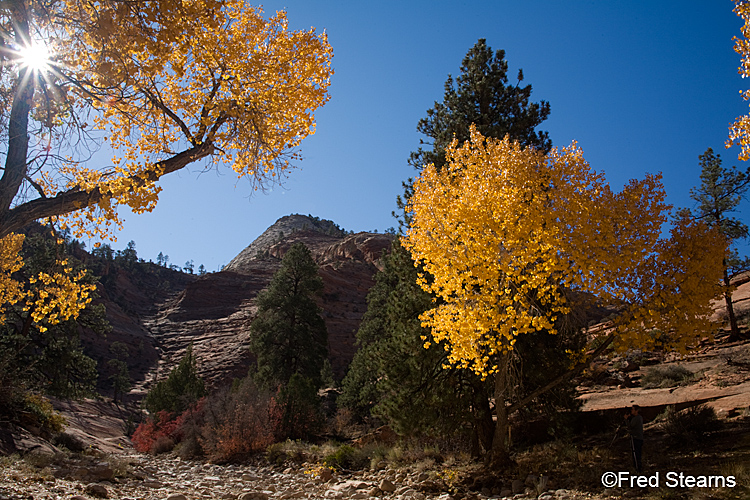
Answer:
[{"left": 143, "top": 214, "right": 394, "bottom": 387}]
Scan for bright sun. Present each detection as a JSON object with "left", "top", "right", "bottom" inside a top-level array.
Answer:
[{"left": 18, "top": 43, "right": 52, "bottom": 72}]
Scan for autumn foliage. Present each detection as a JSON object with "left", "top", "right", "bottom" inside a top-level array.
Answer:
[
  {"left": 730, "top": 0, "right": 750, "bottom": 160},
  {"left": 0, "top": 0, "right": 332, "bottom": 332},
  {"left": 404, "top": 126, "right": 726, "bottom": 378}
]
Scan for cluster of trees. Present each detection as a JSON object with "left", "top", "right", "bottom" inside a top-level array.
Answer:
[
  {"left": 341, "top": 31, "right": 749, "bottom": 465},
  {"left": 155, "top": 253, "right": 207, "bottom": 275}
]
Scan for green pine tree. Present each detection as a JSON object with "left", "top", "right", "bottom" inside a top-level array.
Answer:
[
  {"left": 340, "top": 241, "right": 494, "bottom": 454},
  {"left": 144, "top": 344, "right": 206, "bottom": 415},
  {"left": 250, "top": 242, "right": 328, "bottom": 390},
  {"left": 686, "top": 147, "right": 750, "bottom": 341},
  {"left": 108, "top": 341, "right": 131, "bottom": 404},
  {"left": 409, "top": 38, "right": 551, "bottom": 174}
]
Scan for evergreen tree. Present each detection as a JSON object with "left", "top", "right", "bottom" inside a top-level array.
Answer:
[
  {"left": 276, "top": 373, "right": 324, "bottom": 441},
  {"left": 340, "top": 242, "right": 494, "bottom": 453},
  {"left": 687, "top": 147, "right": 750, "bottom": 340},
  {"left": 397, "top": 39, "right": 552, "bottom": 229},
  {"left": 409, "top": 38, "right": 551, "bottom": 175},
  {"left": 108, "top": 341, "right": 131, "bottom": 404},
  {"left": 250, "top": 242, "right": 328, "bottom": 390},
  {"left": 144, "top": 344, "right": 206, "bottom": 415}
]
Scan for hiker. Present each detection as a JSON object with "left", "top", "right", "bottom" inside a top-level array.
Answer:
[{"left": 625, "top": 404, "right": 644, "bottom": 473}]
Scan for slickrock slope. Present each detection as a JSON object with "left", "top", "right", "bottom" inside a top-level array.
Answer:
[
  {"left": 144, "top": 215, "right": 394, "bottom": 388},
  {"left": 81, "top": 262, "right": 198, "bottom": 395}
]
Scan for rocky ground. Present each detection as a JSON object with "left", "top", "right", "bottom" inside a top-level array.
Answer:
[{"left": 0, "top": 452, "right": 619, "bottom": 500}]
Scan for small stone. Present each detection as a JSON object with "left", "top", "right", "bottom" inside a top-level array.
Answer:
[
  {"left": 379, "top": 479, "right": 396, "bottom": 492},
  {"left": 242, "top": 473, "right": 260, "bottom": 482},
  {"left": 167, "top": 494, "right": 188, "bottom": 500},
  {"left": 499, "top": 489, "right": 512, "bottom": 498},
  {"left": 511, "top": 479, "right": 525, "bottom": 494},
  {"left": 238, "top": 492, "right": 269, "bottom": 500},
  {"left": 85, "top": 483, "right": 109, "bottom": 499}
]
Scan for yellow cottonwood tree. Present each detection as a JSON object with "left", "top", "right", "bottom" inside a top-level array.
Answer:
[
  {"left": 404, "top": 126, "right": 726, "bottom": 461},
  {"left": 0, "top": 1, "right": 332, "bottom": 326},
  {"left": 729, "top": 0, "right": 750, "bottom": 159}
]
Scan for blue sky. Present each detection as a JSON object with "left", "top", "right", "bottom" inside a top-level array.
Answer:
[{"left": 102, "top": 1, "right": 748, "bottom": 272}]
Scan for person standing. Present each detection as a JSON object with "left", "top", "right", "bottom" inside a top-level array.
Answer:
[{"left": 625, "top": 404, "right": 644, "bottom": 473}]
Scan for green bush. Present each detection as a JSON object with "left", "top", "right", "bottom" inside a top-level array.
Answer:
[
  {"left": 641, "top": 365, "right": 695, "bottom": 389},
  {"left": 323, "top": 444, "right": 368, "bottom": 470},
  {"left": 22, "top": 394, "right": 66, "bottom": 434},
  {"left": 661, "top": 404, "right": 720, "bottom": 445}
]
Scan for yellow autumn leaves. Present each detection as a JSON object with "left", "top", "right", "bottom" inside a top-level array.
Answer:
[
  {"left": 730, "top": 0, "right": 750, "bottom": 160},
  {"left": 404, "top": 126, "right": 726, "bottom": 377},
  {"left": 0, "top": 233, "right": 94, "bottom": 331},
  {"left": 0, "top": 0, "right": 332, "bottom": 331},
  {"left": 39, "top": 0, "right": 333, "bottom": 242}
]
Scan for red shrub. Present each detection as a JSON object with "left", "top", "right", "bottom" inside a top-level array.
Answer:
[{"left": 131, "top": 401, "right": 206, "bottom": 454}]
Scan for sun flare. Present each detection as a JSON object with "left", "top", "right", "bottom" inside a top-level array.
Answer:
[{"left": 18, "top": 43, "right": 52, "bottom": 72}]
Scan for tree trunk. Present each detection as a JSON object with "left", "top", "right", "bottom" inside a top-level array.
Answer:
[
  {"left": 471, "top": 387, "right": 495, "bottom": 457},
  {"left": 724, "top": 264, "right": 746, "bottom": 341},
  {"left": 489, "top": 352, "right": 513, "bottom": 468}
]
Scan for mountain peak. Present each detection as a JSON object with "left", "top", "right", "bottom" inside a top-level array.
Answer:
[{"left": 224, "top": 214, "right": 347, "bottom": 272}]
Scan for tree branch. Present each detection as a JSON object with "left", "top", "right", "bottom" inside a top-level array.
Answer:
[
  {"left": 0, "top": 141, "right": 214, "bottom": 237},
  {"left": 142, "top": 87, "right": 195, "bottom": 145},
  {"left": 506, "top": 330, "right": 616, "bottom": 415}
]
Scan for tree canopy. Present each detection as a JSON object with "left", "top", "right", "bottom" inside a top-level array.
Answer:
[
  {"left": 409, "top": 38, "right": 550, "bottom": 174},
  {"left": 404, "top": 126, "right": 726, "bottom": 379},
  {"left": 730, "top": 0, "right": 750, "bottom": 160},
  {"left": 0, "top": 0, "right": 332, "bottom": 330}
]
